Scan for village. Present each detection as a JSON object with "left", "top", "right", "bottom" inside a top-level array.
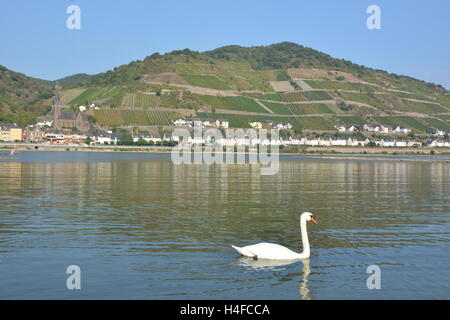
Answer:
[{"left": 1, "top": 116, "right": 450, "bottom": 150}]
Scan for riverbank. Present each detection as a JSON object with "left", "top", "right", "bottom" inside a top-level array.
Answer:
[
  {"left": 1, "top": 143, "right": 450, "bottom": 162},
  {"left": 2, "top": 142, "right": 450, "bottom": 155}
]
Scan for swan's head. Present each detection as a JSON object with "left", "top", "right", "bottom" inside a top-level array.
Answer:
[{"left": 302, "top": 212, "right": 318, "bottom": 224}]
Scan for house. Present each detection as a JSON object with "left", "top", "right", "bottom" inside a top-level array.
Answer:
[
  {"left": 331, "top": 137, "right": 348, "bottom": 146},
  {"left": 25, "top": 126, "right": 46, "bottom": 142},
  {"left": 94, "top": 135, "right": 117, "bottom": 145},
  {"left": 336, "top": 125, "right": 346, "bottom": 132},
  {"left": 45, "top": 132, "right": 65, "bottom": 144},
  {"left": 395, "top": 140, "right": 407, "bottom": 147},
  {"left": 215, "top": 119, "right": 229, "bottom": 129},
  {"left": 249, "top": 121, "right": 263, "bottom": 129},
  {"left": 36, "top": 120, "right": 53, "bottom": 127},
  {"left": 191, "top": 119, "right": 204, "bottom": 128},
  {"left": 188, "top": 135, "right": 204, "bottom": 145},
  {"left": 393, "top": 126, "right": 411, "bottom": 134},
  {"left": 216, "top": 136, "right": 235, "bottom": 146},
  {"left": 133, "top": 133, "right": 162, "bottom": 144},
  {"left": 280, "top": 135, "right": 292, "bottom": 146},
  {"left": 304, "top": 137, "right": 320, "bottom": 146},
  {"left": 363, "top": 124, "right": 381, "bottom": 132},
  {"left": 290, "top": 136, "right": 303, "bottom": 145},
  {"left": 347, "top": 125, "right": 360, "bottom": 133},
  {"left": 173, "top": 118, "right": 191, "bottom": 127},
  {"left": 378, "top": 139, "right": 396, "bottom": 147},
  {"left": 407, "top": 140, "right": 422, "bottom": 147},
  {"left": 380, "top": 125, "right": 393, "bottom": 134},
  {"left": 427, "top": 129, "right": 446, "bottom": 137},
  {"left": 63, "top": 133, "right": 88, "bottom": 144},
  {"left": 429, "top": 140, "right": 450, "bottom": 148},
  {"left": 277, "top": 123, "right": 293, "bottom": 130},
  {"left": 0, "top": 123, "right": 23, "bottom": 142},
  {"left": 200, "top": 120, "right": 210, "bottom": 127},
  {"left": 347, "top": 138, "right": 370, "bottom": 146},
  {"left": 88, "top": 129, "right": 120, "bottom": 145}
]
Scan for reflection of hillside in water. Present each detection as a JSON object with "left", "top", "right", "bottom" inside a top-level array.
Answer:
[{"left": 1, "top": 158, "right": 449, "bottom": 252}]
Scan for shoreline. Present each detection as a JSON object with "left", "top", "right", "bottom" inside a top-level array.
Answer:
[{"left": 1, "top": 143, "right": 450, "bottom": 162}]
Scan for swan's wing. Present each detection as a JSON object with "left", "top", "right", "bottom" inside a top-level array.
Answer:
[{"left": 242, "top": 243, "right": 300, "bottom": 260}]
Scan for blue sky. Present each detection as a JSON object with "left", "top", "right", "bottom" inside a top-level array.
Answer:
[{"left": 1, "top": 0, "right": 449, "bottom": 88}]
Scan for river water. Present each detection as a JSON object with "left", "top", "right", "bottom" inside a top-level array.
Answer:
[{"left": 0, "top": 151, "right": 449, "bottom": 299}]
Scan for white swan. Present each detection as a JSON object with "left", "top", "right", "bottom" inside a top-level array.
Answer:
[{"left": 231, "top": 212, "right": 318, "bottom": 260}]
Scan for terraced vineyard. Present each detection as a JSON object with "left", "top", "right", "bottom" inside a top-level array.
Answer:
[
  {"left": 270, "top": 81, "right": 295, "bottom": 92},
  {"left": 179, "top": 74, "right": 232, "bottom": 90},
  {"left": 92, "top": 110, "right": 124, "bottom": 126},
  {"left": 280, "top": 91, "right": 333, "bottom": 102},
  {"left": 260, "top": 101, "right": 291, "bottom": 115},
  {"left": 286, "top": 103, "right": 335, "bottom": 115},
  {"left": 93, "top": 109, "right": 180, "bottom": 126},
  {"left": 421, "top": 118, "right": 450, "bottom": 131},
  {"left": 373, "top": 116, "right": 430, "bottom": 133},
  {"left": 121, "top": 93, "right": 136, "bottom": 107},
  {"left": 334, "top": 92, "right": 386, "bottom": 108},
  {"left": 193, "top": 95, "right": 267, "bottom": 113},
  {"left": 401, "top": 100, "right": 448, "bottom": 114},
  {"left": 68, "top": 87, "right": 123, "bottom": 105},
  {"left": 336, "top": 116, "right": 366, "bottom": 126},
  {"left": 121, "top": 92, "right": 161, "bottom": 108},
  {"left": 296, "top": 117, "right": 336, "bottom": 131},
  {"left": 304, "top": 80, "right": 381, "bottom": 92},
  {"left": 60, "top": 88, "right": 87, "bottom": 105},
  {"left": 146, "top": 109, "right": 180, "bottom": 125},
  {"left": 244, "top": 93, "right": 284, "bottom": 102},
  {"left": 281, "top": 92, "right": 306, "bottom": 102}
]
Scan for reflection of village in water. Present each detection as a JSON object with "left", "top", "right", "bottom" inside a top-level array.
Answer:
[{"left": 1, "top": 155, "right": 448, "bottom": 251}]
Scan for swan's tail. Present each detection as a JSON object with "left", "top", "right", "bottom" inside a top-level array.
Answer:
[{"left": 231, "top": 245, "right": 256, "bottom": 258}]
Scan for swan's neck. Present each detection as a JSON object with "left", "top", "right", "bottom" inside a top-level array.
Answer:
[{"left": 300, "top": 218, "right": 310, "bottom": 257}]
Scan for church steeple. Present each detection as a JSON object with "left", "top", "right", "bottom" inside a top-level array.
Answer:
[
  {"left": 53, "top": 81, "right": 62, "bottom": 123},
  {"left": 54, "top": 81, "right": 62, "bottom": 107}
]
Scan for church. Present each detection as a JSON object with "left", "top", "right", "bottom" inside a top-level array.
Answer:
[{"left": 52, "top": 81, "right": 90, "bottom": 132}]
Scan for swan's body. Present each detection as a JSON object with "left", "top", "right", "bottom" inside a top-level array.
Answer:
[
  {"left": 232, "top": 243, "right": 307, "bottom": 260},
  {"left": 231, "top": 212, "right": 317, "bottom": 260}
]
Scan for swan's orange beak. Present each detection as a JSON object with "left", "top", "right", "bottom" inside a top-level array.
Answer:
[{"left": 310, "top": 216, "right": 318, "bottom": 224}]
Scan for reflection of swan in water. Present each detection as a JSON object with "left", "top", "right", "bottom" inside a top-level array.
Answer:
[
  {"left": 299, "top": 258, "right": 311, "bottom": 300},
  {"left": 234, "top": 257, "right": 312, "bottom": 300},
  {"left": 231, "top": 212, "right": 318, "bottom": 260},
  {"left": 235, "top": 257, "right": 299, "bottom": 271}
]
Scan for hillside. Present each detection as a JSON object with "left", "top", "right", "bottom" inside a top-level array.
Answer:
[
  {"left": 3, "top": 42, "right": 450, "bottom": 132},
  {"left": 0, "top": 65, "right": 53, "bottom": 126},
  {"left": 0, "top": 67, "right": 94, "bottom": 126},
  {"left": 69, "top": 42, "right": 450, "bottom": 133},
  {"left": 46, "top": 73, "right": 93, "bottom": 88}
]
